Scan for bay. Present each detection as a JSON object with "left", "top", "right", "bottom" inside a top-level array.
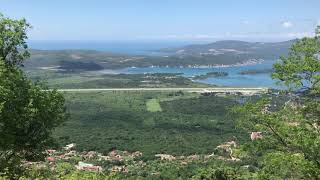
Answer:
[{"left": 112, "top": 60, "right": 281, "bottom": 88}]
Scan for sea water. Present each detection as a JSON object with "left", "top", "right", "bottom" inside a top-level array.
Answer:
[{"left": 116, "top": 60, "right": 281, "bottom": 88}]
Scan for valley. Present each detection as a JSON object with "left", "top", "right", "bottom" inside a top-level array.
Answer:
[
  {"left": 54, "top": 91, "right": 249, "bottom": 158},
  {"left": 2, "top": 2, "right": 319, "bottom": 178}
]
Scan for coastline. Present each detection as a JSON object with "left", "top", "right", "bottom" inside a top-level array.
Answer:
[{"left": 145, "top": 58, "right": 265, "bottom": 69}]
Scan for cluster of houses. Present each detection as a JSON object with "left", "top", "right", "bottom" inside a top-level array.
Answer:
[
  {"left": 23, "top": 131, "right": 266, "bottom": 174},
  {"left": 153, "top": 140, "right": 245, "bottom": 164},
  {"left": 23, "top": 143, "right": 143, "bottom": 173}
]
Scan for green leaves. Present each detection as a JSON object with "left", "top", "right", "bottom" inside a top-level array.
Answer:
[
  {"left": 231, "top": 26, "right": 320, "bottom": 179},
  {"left": 0, "top": 58, "right": 68, "bottom": 177},
  {"left": 258, "top": 152, "right": 317, "bottom": 180},
  {"left": 232, "top": 96, "right": 320, "bottom": 178},
  {"left": 0, "top": 13, "right": 31, "bottom": 67},
  {"left": 0, "top": 13, "right": 68, "bottom": 177},
  {"left": 272, "top": 27, "right": 320, "bottom": 94}
]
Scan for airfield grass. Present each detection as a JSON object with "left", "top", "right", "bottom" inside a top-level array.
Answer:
[
  {"left": 146, "top": 99, "right": 162, "bottom": 112},
  {"left": 53, "top": 91, "right": 247, "bottom": 159}
]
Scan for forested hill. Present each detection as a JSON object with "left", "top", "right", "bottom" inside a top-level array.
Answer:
[{"left": 160, "top": 40, "right": 295, "bottom": 59}]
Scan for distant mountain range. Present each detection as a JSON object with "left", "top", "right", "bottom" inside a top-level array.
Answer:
[
  {"left": 24, "top": 40, "right": 295, "bottom": 71},
  {"left": 160, "top": 40, "right": 295, "bottom": 59}
]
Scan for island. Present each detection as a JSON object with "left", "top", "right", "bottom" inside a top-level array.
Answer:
[
  {"left": 192, "top": 72, "right": 228, "bottom": 80},
  {"left": 238, "top": 69, "right": 274, "bottom": 75}
]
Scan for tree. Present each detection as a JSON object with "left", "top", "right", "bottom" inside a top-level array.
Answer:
[
  {"left": 272, "top": 26, "right": 320, "bottom": 95},
  {"left": 232, "top": 27, "right": 320, "bottom": 179},
  {"left": 233, "top": 99, "right": 320, "bottom": 179},
  {"left": 0, "top": 14, "right": 68, "bottom": 178},
  {"left": 0, "top": 13, "right": 30, "bottom": 67}
]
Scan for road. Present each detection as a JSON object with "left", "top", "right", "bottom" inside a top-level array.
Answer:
[{"left": 53, "top": 87, "right": 268, "bottom": 94}]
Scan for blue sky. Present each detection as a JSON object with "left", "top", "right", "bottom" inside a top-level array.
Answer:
[{"left": 1, "top": 0, "right": 319, "bottom": 42}]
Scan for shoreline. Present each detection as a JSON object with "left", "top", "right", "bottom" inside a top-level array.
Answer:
[{"left": 100, "top": 58, "right": 266, "bottom": 71}]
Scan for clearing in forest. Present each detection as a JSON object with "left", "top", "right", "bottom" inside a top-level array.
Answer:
[{"left": 146, "top": 99, "right": 162, "bottom": 112}]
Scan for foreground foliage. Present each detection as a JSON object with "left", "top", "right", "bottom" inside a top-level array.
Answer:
[
  {"left": 231, "top": 26, "right": 320, "bottom": 179},
  {"left": 0, "top": 14, "right": 68, "bottom": 178}
]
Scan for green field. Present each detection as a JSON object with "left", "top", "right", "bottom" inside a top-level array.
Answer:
[
  {"left": 146, "top": 99, "right": 162, "bottom": 112},
  {"left": 25, "top": 69, "right": 211, "bottom": 89},
  {"left": 53, "top": 91, "right": 247, "bottom": 158}
]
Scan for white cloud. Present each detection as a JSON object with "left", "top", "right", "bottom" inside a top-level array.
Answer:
[{"left": 282, "top": 21, "right": 293, "bottom": 28}]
